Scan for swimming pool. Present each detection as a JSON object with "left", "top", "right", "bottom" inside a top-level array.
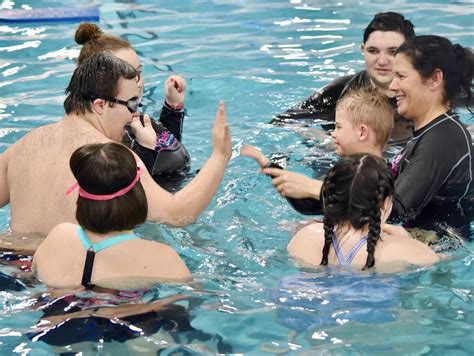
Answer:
[{"left": 0, "top": 0, "right": 473, "bottom": 353}]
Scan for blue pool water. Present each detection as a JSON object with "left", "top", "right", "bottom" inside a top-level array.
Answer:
[{"left": 1, "top": 0, "right": 473, "bottom": 354}]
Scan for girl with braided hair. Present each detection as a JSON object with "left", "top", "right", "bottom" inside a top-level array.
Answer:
[{"left": 287, "top": 154, "right": 439, "bottom": 270}]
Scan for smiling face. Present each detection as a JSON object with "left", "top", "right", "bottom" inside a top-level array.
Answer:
[
  {"left": 389, "top": 53, "right": 433, "bottom": 121},
  {"left": 332, "top": 109, "right": 363, "bottom": 157},
  {"left": 113, "top": 48, "right": 144, "bottom": 98},
  {"left": 362, "top": 31, "right": 406, "bottom": 90}
]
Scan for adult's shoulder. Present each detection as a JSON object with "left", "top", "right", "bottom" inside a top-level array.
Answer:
[{"left": 419, "top": 112, "right": 471, "bottom": 145}]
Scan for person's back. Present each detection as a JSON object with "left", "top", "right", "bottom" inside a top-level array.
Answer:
[
  {"left": 34, "top": 222, "right": 190, "bottom": 290},
  {"left": 33, "top": 142, "right": 191, "bottom": 290},
  {"left": 287, "top": 154, "right": 439, "bottom": 272},
  {"left": 288, "top": 222, "right": 438, "bottom": 272},
  {"left": 5, "top": 116, "right": 107, "bottom": 234}
]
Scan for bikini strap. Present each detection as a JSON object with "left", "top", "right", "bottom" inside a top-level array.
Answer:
[
  {"left": 82, "top": 249, "right": 96, "bottom": 289},
  {"left": 76, "top": 226, "right": 138, "bottom": 289},
  {"left": 92, "top": 233, "right": 138, "bottom": 253},
  {"left": 332, "top": 231, "right": 369, "bottom": 266},
  {"left": 77, "top": 227, "right": 95, "bottom": 288},
  {"left": 77, "top": 226, "right": 138, "bottom": 253},
  {"left": 345, "top": 235, "right": 369, "bottom": 264},
  {"left": 332, "top": 232, "right": 348, "bottom": 265},
  {"left": 77, "top": 226, "right": 93, "bottom": 250}
]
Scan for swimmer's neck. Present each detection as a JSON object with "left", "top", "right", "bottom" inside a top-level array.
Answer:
[
  {"left": 63, "top": 113, "right": 110, "bottom": 138},
  {"left": 335, "top": 224, "right": 369, "bottom": 244},
  {"left": 84, "top": 229, "right": 135, "bottom": 243}
]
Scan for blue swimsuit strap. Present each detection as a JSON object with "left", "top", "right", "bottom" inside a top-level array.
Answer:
[
  {"left": 332, "top": 232, "right": 369, "bottom": 266},
  {"left": 77, "top": 226, "right": 138, "bottom": 253}
]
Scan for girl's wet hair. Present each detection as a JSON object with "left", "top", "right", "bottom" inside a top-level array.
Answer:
[
  {"left": 75, "top": 23, "right": 133, "bottom": 65},
  {"left": 70, "top": 142, "right": 147, "bottom": 234},
  {"left": 320, "top": 154, "right": 394, "bottom": 269},
  {"left": 363, "top": 12, "right": 415, "bottom": 43},
  {"left": 396, "top": 35, "right": 473, "bottom": 109}
]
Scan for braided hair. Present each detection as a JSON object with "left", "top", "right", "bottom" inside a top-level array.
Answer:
[{"left": 320, "top": 154, "right": 394, "bottom": 269}]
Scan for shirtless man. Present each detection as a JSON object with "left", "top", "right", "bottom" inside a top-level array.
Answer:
[{"left": 0, "top": 53, "right": 231, "bottom": 240}]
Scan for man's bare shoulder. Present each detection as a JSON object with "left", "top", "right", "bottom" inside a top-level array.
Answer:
[{"left": 6, "top": 122, "right": 60, "bottom": 154}]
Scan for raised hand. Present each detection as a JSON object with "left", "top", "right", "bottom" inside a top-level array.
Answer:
[
  {"left": 165, "top": 75, "right": 186, "bottom": 109},
  {"left": 212, "top": 101, "right": 232, "bottom": 162}
]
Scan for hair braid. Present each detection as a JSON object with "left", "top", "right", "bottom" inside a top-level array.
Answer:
[
  {"left": 320, "top": 171, "right": 337, "bottom": 265},
  {"left": 362, "top": 176, "right": 385, "bottom": 270}
]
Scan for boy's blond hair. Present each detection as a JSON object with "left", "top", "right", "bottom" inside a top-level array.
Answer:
[{"left": 336, "top": 87, "right": 394, "bottom": 149}]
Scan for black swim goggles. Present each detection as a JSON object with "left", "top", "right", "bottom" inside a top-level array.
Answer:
[{"left": 102, "top": 96, "right": 142, "bottom": 114}]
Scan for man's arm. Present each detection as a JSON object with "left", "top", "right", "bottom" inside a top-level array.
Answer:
[
  {"left": 140, "top": 102, "right": 231, "bottom": 227},
  {"left": 270, "top": 75, "right": 353, "bottom": 126}
]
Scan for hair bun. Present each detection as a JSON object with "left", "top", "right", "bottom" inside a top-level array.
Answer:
[{"left": 75, "top": 23, "right": 103, "bottom": 45}]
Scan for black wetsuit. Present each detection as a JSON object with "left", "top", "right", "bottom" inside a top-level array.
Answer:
[
  {"left": 265, "top": 162, "right": 324, "bottom": 215},
  {"left": 271, "top": 70, "right": 414, "bottom": 144},
  {"left": 390, "top": 111, "right": 473, "bottom": 227},
  {"left": 122, "top": 101, "right": 190, "bottom": 191}
]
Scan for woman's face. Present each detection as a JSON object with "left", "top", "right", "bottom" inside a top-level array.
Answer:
[
  {"left": 389, "top": 53, "right": 432, "bottom": 120},
  {"left": 113, "top": 48, "right": 144, "bottom": 99},
  {"left": 362, "top": 31, "right": 406, "bottom": 90}
]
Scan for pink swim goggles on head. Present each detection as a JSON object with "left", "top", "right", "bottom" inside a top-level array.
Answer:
[{"left": 65, "top": 165, "right": 143, "bottom": 201}]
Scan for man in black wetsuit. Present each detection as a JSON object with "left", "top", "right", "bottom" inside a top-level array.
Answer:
[{"left": 271, "top": 12, "right": 416, "bottom": 144}]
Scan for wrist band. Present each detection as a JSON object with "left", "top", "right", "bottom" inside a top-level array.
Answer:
[{"left": 166, "top": 101, "right": 184, "bottom": 110}]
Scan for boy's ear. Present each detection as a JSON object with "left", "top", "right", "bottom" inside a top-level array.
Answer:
[
  {"left": 359, "top": 124, "right": 369, "bottom": 141},
  {"left": 91, "top": 98, "right": 107, "bottom": 114}
]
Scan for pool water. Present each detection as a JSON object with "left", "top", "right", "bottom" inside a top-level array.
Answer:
[{"left": 1, "top": 0, "right": 473, "bottom": 354}]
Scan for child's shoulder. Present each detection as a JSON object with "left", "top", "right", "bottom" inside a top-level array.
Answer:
[
  {"left": 48, "top": 222, "right": 79, "bottom": 236},
  {"left": 289, "top": 221, "right": 324, "bottom": 248}
]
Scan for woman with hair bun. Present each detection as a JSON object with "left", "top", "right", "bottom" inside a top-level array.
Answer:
[
  {"left": 287, "top": 154, "right": 439, "bottom": 270},
  {"left": 75, "top": 23, "right": 190, "bottom": 191},
  {"left": 389, "top": 35, "right": 473, "bottom": 223}
]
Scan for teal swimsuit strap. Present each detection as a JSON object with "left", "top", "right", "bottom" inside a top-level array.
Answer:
[{"left": 77, "top": 226, "right": 138, "bottom": 253}]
